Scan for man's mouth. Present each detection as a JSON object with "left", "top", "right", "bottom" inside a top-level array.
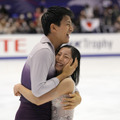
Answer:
[{"left": 66, "top": 33, "right": 69, "bottom": 37}]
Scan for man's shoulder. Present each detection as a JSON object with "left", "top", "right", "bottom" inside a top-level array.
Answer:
[{"left": 27, "top": 42, "right": 53, "bottom": 61}]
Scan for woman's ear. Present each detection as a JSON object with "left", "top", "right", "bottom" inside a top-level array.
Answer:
[{"left": 50, "top": 23, "right": 57, "bottom": 33}]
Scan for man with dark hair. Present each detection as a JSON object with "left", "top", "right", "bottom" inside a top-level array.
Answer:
[
  {"left": 41, "top": 6, "right": 73, "bottom": 36},
  {"left": 14, "top": 6, "right": 81, "bottom": 120}
]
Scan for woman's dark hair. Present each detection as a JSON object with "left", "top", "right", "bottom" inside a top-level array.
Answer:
[
  {"left": 56, "top": 45, "right": 81, "bottom": 86},
  {"left": 41, "top": 6, "right": 73, "bottom": 36}
]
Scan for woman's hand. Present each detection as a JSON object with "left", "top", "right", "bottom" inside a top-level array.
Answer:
[
  {"left": 62, "top": 91, "right": 82, "bottom": 110},
  {"left": 13, "top": 83, "right": 21, "bottom": 96},
  {"left": 62, "top": 58, "right": 78, "bottom": 77}
]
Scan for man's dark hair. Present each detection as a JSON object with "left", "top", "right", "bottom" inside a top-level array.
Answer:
[{"left": 41, "top": 6, "right": 73, "bottom": 36}]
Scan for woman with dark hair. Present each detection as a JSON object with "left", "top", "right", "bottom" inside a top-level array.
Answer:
[
  {"left": 14, "top": 45, "right": 81, "bottom": 120},
  {"left": 56, "top": 45, "right": 80, "bottom": 86}
]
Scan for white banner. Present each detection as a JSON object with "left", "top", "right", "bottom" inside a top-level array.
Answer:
[
  {"left": 0, "top": 33, "right": 120, "bottom": 58},
  {"left": 69, "top": 34, "right": 120, "bottom": 55},
  {"left": 0, "top": 34, "right": 42, "bottom": 57}
]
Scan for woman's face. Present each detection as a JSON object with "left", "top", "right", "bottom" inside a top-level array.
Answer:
[{"left": 55, "top": 47, "right": 73, "bottom": 73}]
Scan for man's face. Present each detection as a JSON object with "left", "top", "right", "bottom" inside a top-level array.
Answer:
[{"left": 55, "top": 15, "right": 73, "bottom": 44}]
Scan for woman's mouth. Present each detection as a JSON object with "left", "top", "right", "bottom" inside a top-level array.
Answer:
[{"left": 56, "top": 62, "right": 63, "bottom": 67}]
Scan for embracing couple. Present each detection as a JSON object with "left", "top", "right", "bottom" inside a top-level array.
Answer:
[{"left": 14, "top": 6, "right": 82, "bottom": 120}]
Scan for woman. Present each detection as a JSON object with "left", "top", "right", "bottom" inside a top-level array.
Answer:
[{"left": 14, "top": 45, "right": 81, "bottom": 120}]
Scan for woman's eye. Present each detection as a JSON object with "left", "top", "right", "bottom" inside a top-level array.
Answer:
[
  {"left": 57, "top": 53, "right": 61, "bottom": 56},
  {"left": 64, "top": 56, "right": 69, "bottom": 58}
]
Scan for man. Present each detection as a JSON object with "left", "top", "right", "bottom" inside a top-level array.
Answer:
[{"left": 15, "top": 6, "right": 81, "bottom": 120}]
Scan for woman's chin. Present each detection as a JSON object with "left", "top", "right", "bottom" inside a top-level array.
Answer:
[{"left": 56, "top": 70, "right": 62, "bottom": 75}]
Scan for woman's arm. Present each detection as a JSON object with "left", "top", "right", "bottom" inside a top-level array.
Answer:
[{"left": 14, "top": 78, "right": 74, "bottom": 106}]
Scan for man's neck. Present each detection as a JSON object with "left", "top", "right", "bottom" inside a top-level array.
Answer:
[{"left": 47, "top": 34, "right": 61, "bottom": 50}]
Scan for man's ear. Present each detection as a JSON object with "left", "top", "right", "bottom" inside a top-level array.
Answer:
[{"left": 50, "top": 23, "right": 57, "bottom": 33}]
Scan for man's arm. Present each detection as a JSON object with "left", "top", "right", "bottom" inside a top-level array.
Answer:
[
  {"left": 62, "top": 91, "right": 82, "bottom": 110},
  {"left": 30, "top": 49, "right": 59, "bottom": 97}
]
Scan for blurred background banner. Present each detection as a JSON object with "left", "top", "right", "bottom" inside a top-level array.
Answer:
[
  {"left": 69, "top": 33, "right": 120, "bottom": 57},
  {"left": 0, "top": 34, "right": 120, "bottom": 59},
  {"left": 0, "top": 34, "right": 41, "bottom": 59}
]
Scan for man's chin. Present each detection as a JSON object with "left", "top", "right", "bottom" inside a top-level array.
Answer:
[{"left": 64, "top": 39, "right": 69, "bottom": 44}]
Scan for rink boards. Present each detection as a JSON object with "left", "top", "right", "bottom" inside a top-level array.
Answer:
[{"left": 0, "top": 33, "right": 120, "bottom": 59}]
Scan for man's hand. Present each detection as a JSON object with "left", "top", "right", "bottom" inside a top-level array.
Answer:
[
  {"left": 62, "top": 91, "right": 82, "bottom": 110},
  {"left": 13, "top": 83, "right": 21, "bottom": 96},
  {"left": 62, "top": 58, "right": 78, "bottom": 77}
]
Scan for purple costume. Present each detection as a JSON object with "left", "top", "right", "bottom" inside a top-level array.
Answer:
[{"left": 15, "top": 35, "right": 59, "bottom": 120}]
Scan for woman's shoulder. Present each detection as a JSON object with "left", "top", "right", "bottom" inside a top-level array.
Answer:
[
  {"left": 62, "top": 77, "right": 75, "bottom": 93},
  {"left": 64, "top": 76, "right": 74, "bottom": 84}
]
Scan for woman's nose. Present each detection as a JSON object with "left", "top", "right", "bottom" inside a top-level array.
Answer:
[{"left": 58, "top": 55, "right": 63, "bottom": 61}]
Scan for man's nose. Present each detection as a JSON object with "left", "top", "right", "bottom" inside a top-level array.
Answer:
[{"left": 69, "top": 24, "right": 74, "bottom": 33}]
